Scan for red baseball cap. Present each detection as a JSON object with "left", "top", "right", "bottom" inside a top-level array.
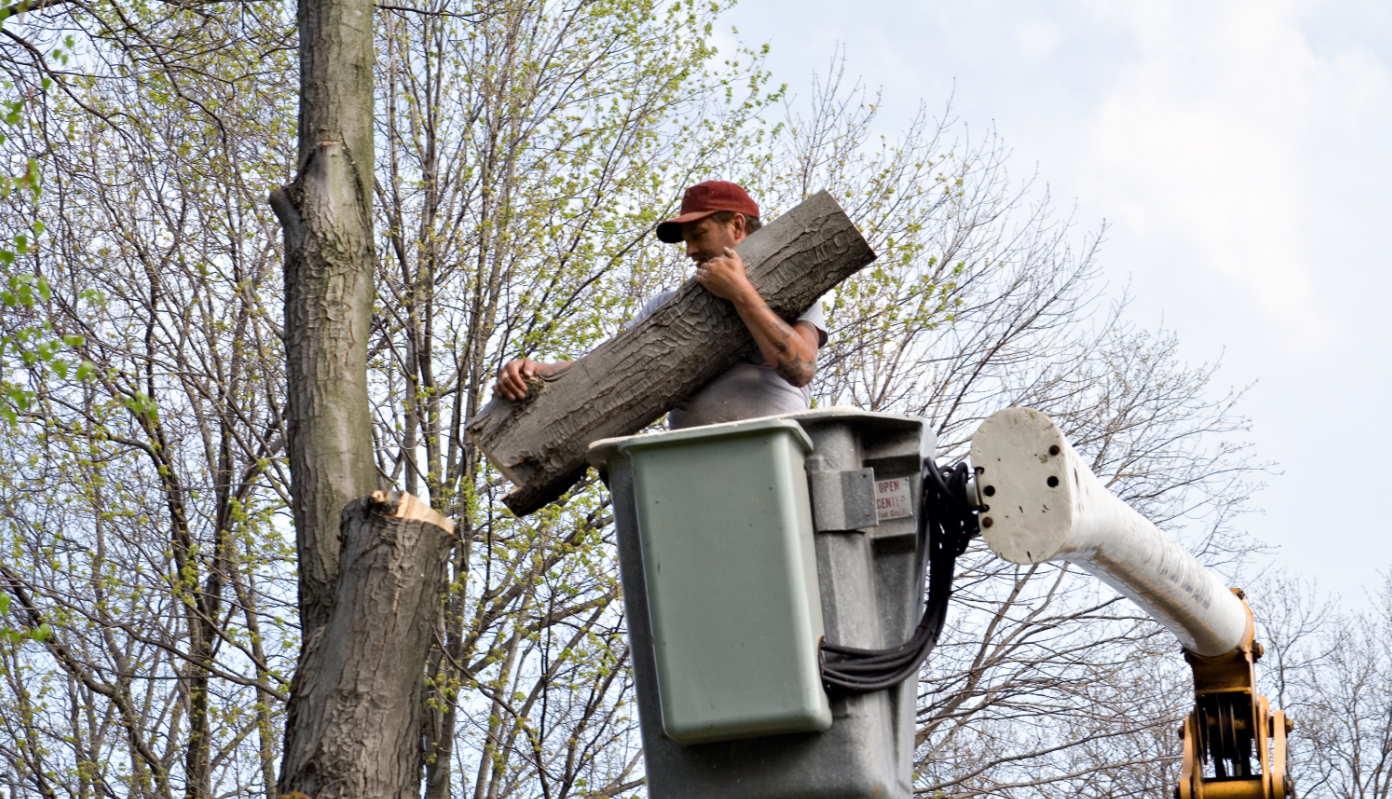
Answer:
[{"left": 656, "top": 181, "right": 760, "bottom": 243}]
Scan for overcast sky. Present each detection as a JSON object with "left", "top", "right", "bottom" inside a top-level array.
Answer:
[{"left": 720, "top": 0, "right": 1392, "bottom": 607}]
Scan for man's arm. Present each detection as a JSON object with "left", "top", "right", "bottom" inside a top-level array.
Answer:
[
  {"left": 696, "top": 247, "right": 819, "bottom": 387},
  {"left": 493, "top": 358, "right": 573, "bottom": 401}
]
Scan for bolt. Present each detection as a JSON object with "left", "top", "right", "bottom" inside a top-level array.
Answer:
[
  {"left": 1049, "top": 445, "right": 1060, "bottom": 456},
  {"left": 981, "top": 517, "right": 993, "bottom": 528},
  {"left": 983, "top": 485, "right": 996, "bottom": 496}
]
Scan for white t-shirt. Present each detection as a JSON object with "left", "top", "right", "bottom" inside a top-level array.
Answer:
[{"left": 630, "top": 290, "right": 827, "bottom": 429}]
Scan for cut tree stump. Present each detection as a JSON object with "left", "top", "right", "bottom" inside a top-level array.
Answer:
[
  {"left": 466, "top": 190, "right": 877, "bottom": 516},
  {"left": 278, "top": 490, "right": 454, "bottom": 799}
]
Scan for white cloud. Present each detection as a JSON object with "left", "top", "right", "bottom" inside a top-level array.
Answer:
[
  {"left": 1073, "top": 0, "right": 1391, "bottom": 353},
  {"left": 717, "top": 0, "right": 1392, "bottom": 613},
  {"left": 1013, "top": 17, "right": 1062, "bottom": 60}
]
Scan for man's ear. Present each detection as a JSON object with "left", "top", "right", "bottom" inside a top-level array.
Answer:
[{"left": 731, "top": 212, "right": 748, "bottom": 241}]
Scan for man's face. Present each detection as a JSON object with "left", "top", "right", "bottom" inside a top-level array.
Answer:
[{"left": 682, "top": 214, "right": 745, "bottom": 263}]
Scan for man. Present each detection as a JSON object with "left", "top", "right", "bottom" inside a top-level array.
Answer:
[{"left": 493, "top": 181, "right": 826, "bottom": 429}]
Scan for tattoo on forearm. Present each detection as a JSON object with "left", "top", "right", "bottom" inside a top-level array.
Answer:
[
  {"left": 771, "top": 319, "right": 793, "bottom": 354},
  {"left": 773, "top": 352, "right": 816, "bottom": 386},
  {"left": 747, "top": 303, "right": 816, "bottom": 386},
  {"left": 770, "top": 319, "right": 815, "bottom": 386}
]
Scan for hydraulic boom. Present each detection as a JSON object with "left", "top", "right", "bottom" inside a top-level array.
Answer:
[{"left": 970, "top": 408, "right": 1294, "bottom": 799}]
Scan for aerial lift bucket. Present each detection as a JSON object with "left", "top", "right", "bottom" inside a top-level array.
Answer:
[{"left": 587, "top": 408, "right": 932, "bottom": 799}]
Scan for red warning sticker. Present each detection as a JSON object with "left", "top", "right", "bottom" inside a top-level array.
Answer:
[{"left": 875, "top": 477, "right": 913, "bottom": 521}]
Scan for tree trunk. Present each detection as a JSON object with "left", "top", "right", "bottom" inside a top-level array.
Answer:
[
  {"left": 270, "top": 0, "right": 408, "bottom": 792},
  {"left": 278, "top": 491, "right": 455, "bottom": 799},
  {"left": 269, "top": 0, "right": 379, "bottom": 639},
  {"left": 465, "top": 190, "right": 877, "bottom": 516}
]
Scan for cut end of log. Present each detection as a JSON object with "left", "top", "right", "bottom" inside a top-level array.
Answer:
[
  {"left": 465, "top": 398, "right": 524, "bottom": 484},
  {"left": 369, "top": 489, "right": 456, "bottom": 536}
]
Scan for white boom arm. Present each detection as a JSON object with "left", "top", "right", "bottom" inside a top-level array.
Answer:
[
  {"left": 969, "top": 407, "right": 1246, "bottom": 656},
  {"left": 969, "top": 407, "right": 1294, "bottom": 799}
]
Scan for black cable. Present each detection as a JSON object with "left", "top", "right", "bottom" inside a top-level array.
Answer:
[{"left": 820, "top": 457, "right": 979, "bottom": 693}]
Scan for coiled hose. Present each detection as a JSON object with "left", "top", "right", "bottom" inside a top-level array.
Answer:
[{"left": 820, "top": 458, "right": 979, "bottom": 693}]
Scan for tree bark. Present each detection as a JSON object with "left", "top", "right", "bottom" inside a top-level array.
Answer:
[
  {"left": 270, "top": 0, "right": 378, "bottom": 639},
  {"left": 278, "top": 490, "right": 455, "bottom": 799},
  {"left": 465, "top": 190, "right": 877, "bottom": 516},
  {"left": 270, "top": 0, "right": 395, "bottom": 790}
]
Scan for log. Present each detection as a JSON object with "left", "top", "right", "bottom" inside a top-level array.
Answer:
[
  {"left": 278, "top": 491, "right": 454, "bottom": 799},
  {"left": 466, "top": 190, "right": 877, "bottom": 516}
]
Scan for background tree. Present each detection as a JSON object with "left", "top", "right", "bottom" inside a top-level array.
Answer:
[
  {"left": 1251, "top": 573, "right": 1392, "bottom": 799},
  {"left": 0, "top": 1, "right": 300, "bottom": 796},
  {"left": 0, "top": 1, "right": 1372, "bottom": 798}
]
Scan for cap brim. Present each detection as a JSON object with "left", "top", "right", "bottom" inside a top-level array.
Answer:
[{"left": 655, "top": 210, "right": 719, "bottom": 244}]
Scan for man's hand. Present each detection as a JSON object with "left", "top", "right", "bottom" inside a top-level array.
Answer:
[
  {"left": 493, "top": 358, "right": 570, "bottom": 401},
  {"left": 694, "top": 247, "right": 759, "bottom": 306},
  {"left": 695, "top": 247, "right": 820, "bottom": 388}
]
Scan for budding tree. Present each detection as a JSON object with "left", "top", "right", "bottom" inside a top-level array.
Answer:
[{"left": 0, "top": 1, "right": 1290, "bottom": 798}]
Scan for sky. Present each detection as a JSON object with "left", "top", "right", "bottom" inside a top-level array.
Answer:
[{"left": 719, "top": 0, "right": 1392, "bottom": 609}]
